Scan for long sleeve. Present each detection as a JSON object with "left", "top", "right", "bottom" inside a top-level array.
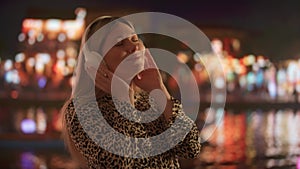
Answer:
[
  {"left": 134, "top": 92, "right": 201, "bottom": 159},
  {"left": 161, "top": 97, "right": 201, "bottom": 159},
  {"left": 171, "top": 124, "right": 201, "bottom": 159},
  {"left": 64, "top": 93, "right": 199, "bottom": 168}
]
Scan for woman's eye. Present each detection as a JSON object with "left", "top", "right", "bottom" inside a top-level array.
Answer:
[
  {"left": 114, "top": 41, "right": 123, "bottom": 47},
  {"left": 132, "top": 38, "right": 139, "bottom": 42},
  {"left": 131, "top": 36, "right": 139, "bottom": 42}
]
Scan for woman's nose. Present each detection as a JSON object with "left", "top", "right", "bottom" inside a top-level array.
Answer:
[{"left": 125, "top": 40, "right": 138, "bottom": 54}]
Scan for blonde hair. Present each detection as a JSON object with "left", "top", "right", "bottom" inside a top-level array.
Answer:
[
  {"left": 61, "top": 99, "right": 88, "bottom": 168},
  {"left": 61, "top": 16, "right": 120, "bottom": 168},
  {"left": 61, "top": 16, "right": 140, "bottom": 167}
]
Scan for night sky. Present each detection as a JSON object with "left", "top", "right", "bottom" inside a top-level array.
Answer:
[{"left": 0, "top": 0, "right": 299, "bottom": 61}]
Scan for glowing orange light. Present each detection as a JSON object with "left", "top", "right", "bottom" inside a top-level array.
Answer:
[
  {"left": 177, "top": 52, "right": 189, "bottom": 63},
  {"left": 11, "top": 90, "right": 19, "bottom": 99},
  {"left": 22, "top": 19, "right": 43, "bottom": 34}
]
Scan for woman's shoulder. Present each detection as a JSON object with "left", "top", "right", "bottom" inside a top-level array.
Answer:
[
  {"left": 62, "top": 99, "right": 74, "bottom": 114},
  {"left": 63, "top": 98, "right": 99, "bottom": 120},
  {"left": 62, "top": 99, "right": 76, "bottom": 123},
  {"left": 134, "top": 89, "right": 149, "bottom": 100}
]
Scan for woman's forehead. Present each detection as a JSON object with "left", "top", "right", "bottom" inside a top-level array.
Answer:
[
  {"left": 100, "top": 21, "right": 136, "bottom": 54},
  {"left": 108, "top": 21, "right": 136, "bottom": 42}
]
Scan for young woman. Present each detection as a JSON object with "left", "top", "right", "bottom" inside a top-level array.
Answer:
[{"left": 61, "top": 16, "right": 201, "bottom": 169}]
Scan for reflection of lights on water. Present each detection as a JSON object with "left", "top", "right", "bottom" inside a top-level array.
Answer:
[
  {"left": 10, "top": 90, "right": 19, "bottom": 99},
  {"left": 286, "top": 110, "right": 297, "bottom": 147},
  {"left": 16, "top": 107, "right": 49, "bottom": 134},
  {"left": 21, "top": 119, "right": 36, "bottom": 134},
  {"left": 9, "top": 106, "right": 300, "bottom": 168},
  {"left": 36, "top": 107, "right": 47, "bottom": 134},
  {"left": 38, "top": 77, "right": 47, "bottom": 88},
  {"left": 20, "top": 152, "right": 47, "bottom": 169},
  {"left": 265, "top": 110, "right": 275, "bottom": 149},
  {"left": 20, "top": 152, "right": 35, "bottom": 169},
  {"left": 199, "top": 108, "right": 300, "bottom": 166},
  {"left": 275, "top": 110, "right": 284, "bottom": 148},
  {"left": 14, "top": 110, "right": 24, "bottom": 133},
  {"left": 264, "top": 109, "right": 300, "bottom": 158}
]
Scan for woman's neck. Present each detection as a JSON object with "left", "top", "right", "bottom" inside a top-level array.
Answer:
[{"left": 95, "top": 83, "right": 141, "bottom": 106}]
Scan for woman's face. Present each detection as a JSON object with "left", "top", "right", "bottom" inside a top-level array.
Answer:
[
  {"left": 99, "top": 21, "right": 145, "bottom": 73},
  {"left": 104, "top": 34, "right": 145, "bottom": 73}
]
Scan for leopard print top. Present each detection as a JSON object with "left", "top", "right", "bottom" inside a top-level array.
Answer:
[{"left": 64, "top": 92, "right": 201, "bottom": 168}]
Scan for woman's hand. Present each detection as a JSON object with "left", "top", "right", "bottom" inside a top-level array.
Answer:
[
  {"left": 95, "top": 61, "right": 133, "bottom": 101},
  {"left": 134, "top": 68, "right": 173, "bottom": 120},
  {"left": 133, "top": 68, "right": 171, "bottom": 100},
  {"left": 133, "top": 68, "right": 162, "bottom": 92}
]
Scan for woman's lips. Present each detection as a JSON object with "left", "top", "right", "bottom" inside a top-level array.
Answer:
[{"left": 125, "top": 50, "right": 145, "bottom": 61}]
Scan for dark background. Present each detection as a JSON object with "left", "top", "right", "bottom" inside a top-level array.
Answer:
[{"left": 0, "top": 0, "right": 300, "bottom": 61}]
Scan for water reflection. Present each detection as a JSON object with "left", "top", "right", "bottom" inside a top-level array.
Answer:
[
  {"left": 20, "top": 152, "right": 46, "bottom": 169},
  {"left": 194, "top": 108, "right": 300, "bottom": 169},
  {"left": 1, "top": 108, "right": 300, "bottom": 169},
  {"left": 0, "top": 147, "right": 77, "bottom": 169}
]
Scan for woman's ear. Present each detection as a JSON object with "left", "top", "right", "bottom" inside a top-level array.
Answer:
[
  {"left": 84, "top": 51, "right": 106, "bottom": 78},
  {"left": 85, "top": 51, "right": 104, "bottom": 70}
]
